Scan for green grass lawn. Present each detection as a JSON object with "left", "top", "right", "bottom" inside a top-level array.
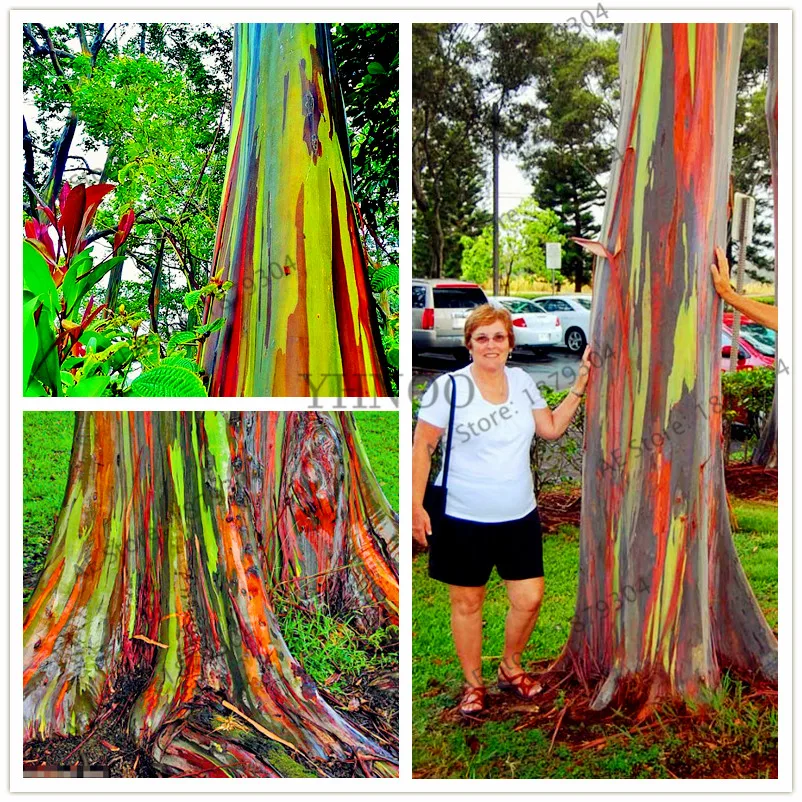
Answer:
[
  {"left": 22, "top": 412, "right": 75, "bottom": 599},
  {"left": 352, "top": 411, "right": 399, "bottom": 510},
  {"left": 413, "top": 500, "right": 778, "bottom": 779}
]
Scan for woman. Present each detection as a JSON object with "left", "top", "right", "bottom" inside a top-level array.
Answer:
[{"left": 412, "top": 303, "right": 591, "bottom": 716}]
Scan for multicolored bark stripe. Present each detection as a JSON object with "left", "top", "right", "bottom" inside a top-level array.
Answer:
[
  {"left": 558, "top": 24, "right": 776, "bottom": 708},
  {"left": 201, "top": 24, "right": 390, "bottom": 397},
  {"left": 23, "top": 412, "right": 398, "bottom": 777}
]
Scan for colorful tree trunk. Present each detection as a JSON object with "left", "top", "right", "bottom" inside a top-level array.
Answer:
[
  {"left": 752, "top": 23, "right": 778, "bottom": 468},
  {"left": 560, "top": 23, "right": 777, "bottom": 710},
  {"left": 201, "top": 24, "right": 390, "bottom": 398},
  {"left": 23, "top": 411, "right": 398, "bottom": 777}
]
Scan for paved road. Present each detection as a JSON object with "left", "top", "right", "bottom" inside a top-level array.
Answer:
[{"left": 411, "top": 347, "right": 585, "bottom": 401}]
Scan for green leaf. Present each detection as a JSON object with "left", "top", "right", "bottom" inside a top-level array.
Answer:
[
  {"left": 386, "top": 346, "right": 399, "bottom": 369},
  {"left": 80, "top": 329, "right": 114, "bottom": 353},
  {"left": 24, "top": 379, "right": 49, "bottom": 397},
  {"left": 60, "top": 370, "right": 77, "bottom": 387},
  {"left": 160, "top": 355, "right": 200, "bottom": 373},
  {"left": 184, "top": 289, "right": 203, "bottom": 310},
  {"left": 23, "top": 296, "right": 40, "bottom": 388},
  {"left": 370, "top": 265, "right": 399, "bottom": 293},
  {"left": 66, "top": 375, "right": 110, "bottom": 397},
  {"left": 30, "top": 304, "right": 61, "bottom": 396},
  {"left": 61, "top": 356, "right": 84, "bottom": 371},
  {"left": 195, "top": 316, "right": 226, "bottom": 336},
  {"left": 167, "top": 331, "right": 200, "bottom": 352},
  {"left": 367, "top": 61, "right": 386, "bottom": 75},
  {"left": 128, "top": 366, "right": 207, "bottom": 397},
  {"left": 63, "top": 255, "right": 125, "bottom": 317},
  {"left": 23, "top": 241, "right": 58, "bottom": 312}
]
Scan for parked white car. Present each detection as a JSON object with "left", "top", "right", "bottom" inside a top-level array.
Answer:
[
  {"left": 487, "top": 296, "right": 562, "bottom": 353},
  {"left": 533, "top": 294, "right": 592, "bottom": 353},
  {"left": 412, "top": 278, "right": 489, "bottom": 361}
]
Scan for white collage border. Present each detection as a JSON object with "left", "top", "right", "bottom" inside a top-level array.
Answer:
[{"left": 6, "top": 3, "right": 795, "bottom": 797}]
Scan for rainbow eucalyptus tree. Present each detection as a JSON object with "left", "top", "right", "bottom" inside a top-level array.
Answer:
[
  {"left": 556, "top": 23, "right": 777, "bottom": 710},
  {"left": 752, "top": 23, "right": 778, "bottom": 468},
  {"left": 24, "top": 411, "right": 398, "bottom": 777},
  {"left": 201, "top": 23, "right": 390, "bottom": 397}
]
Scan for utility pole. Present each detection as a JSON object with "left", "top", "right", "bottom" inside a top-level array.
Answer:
[
  {"left": 492, "top": 101, "right": 500, "bottom": 297},
  {"left": 729, "top": 192, "right": 755, "bottom": 372}
]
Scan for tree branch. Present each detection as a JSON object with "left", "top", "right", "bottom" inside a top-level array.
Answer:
[
  {"left": 22, "top": 117, "right": 38, "bottom": 218},
  {"left": 89, "top": 24, "right": 106, "bottom": 57},
  {"left": 36, "top": 24, "right": 72, "bottom": 95},
  {"left": 148, "top": 235, "right": 167, "bottom": 336},
  {"left": 23, "top": 23, "right": 71, "bottom": 59},
  {"left": 76, "top": 24, "right": 90, "bottom": 55},
  {"left": 93, "top": 24, "right": 116, "bottom": 64}
]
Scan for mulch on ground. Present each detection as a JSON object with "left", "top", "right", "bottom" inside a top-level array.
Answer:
[
  {"left": 535, "top": 466, "right": 777, "bottom": 533},
  {"left": 423, "top": 658, "right": 778, "bottom": 780}
]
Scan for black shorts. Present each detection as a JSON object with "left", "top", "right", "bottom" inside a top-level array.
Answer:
[{"left": 427, "top": 507, "right": 544, "bottom": 587}]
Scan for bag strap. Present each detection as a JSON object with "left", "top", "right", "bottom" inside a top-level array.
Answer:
[{"left": 441, "top": 374, "right": 457, "bottom": 490}]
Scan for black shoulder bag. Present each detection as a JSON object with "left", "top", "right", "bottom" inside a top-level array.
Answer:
[{"left": 423, "top": 374, "right": 457, "bottom": 536}]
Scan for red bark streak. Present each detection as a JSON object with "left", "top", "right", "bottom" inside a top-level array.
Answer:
[
  {"left": 283, "top": 184, "right": 310, "bottom": 395},
  {"left": 330, "top": 175, "right": 364, "bottom": 395},
  {"left": 22, "top": 558, "right": 64, "bottom": 629}
]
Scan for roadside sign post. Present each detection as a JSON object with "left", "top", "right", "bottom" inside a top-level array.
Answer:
[
  {"left": 545, "top": 242, "right": 561, "bottom": 296},
  {"left": 729, "top": 193, "right": 755, "bottom": 372}
]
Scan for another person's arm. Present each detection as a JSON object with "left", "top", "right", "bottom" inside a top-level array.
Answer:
[
  {"left": 710, "top": 246, "right": 778, "bottom": 331},
  {"left": 412, "top": 420, "right": 444, "bottom": 546},
  {"left": 533, "top": 346, "right": 592, "bottom": 440}
]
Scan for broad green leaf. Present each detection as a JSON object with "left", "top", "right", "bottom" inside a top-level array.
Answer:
[
  {"left": 24, "top": 379, "right": 48, "bottom": 397},
  {"left": 31, "top": 305, "right": 61, "bottom": 396},
  {"left": 196, "top": 317, "right": 225, "bottom": 336},
  {"left": 160, "top": 355, "right": 200, "bottom": 373},
  {"left": 167, "top": 331, "right": 200, "bottom": 352},
  {"left": 367, "top": 61, "right": 385, "bottom": 75},
  {"left": 370, "top": 265, "right": 399, "bottom": 293},
  {"left": 66, "top": 375, "right": 110, "bottom": 396},
  {"left": 128, "top": 366, "right": 207, "bottom": 397},
  {"left": 386, "top": 346, "right": 399, "bottom": 369},
  {"left": 63, "top": 255, "right": 125, "bottom": 317},
  {"left": 80, "top": 330, "right": 114, "bottom": 352},
  {"left": 23, "top": 296, "right": 40, "bottom": 388},
  {"left": 184, "top": 289, "right": 203, "bottom": 310},
  {"left": 60, "top": 370, "right": 77, "bottom": 387},
  {"left": 61, "top": 356, "right": 84, "bottom": 371},
  {"left": 23, "top": 241, "right": 58, "bottom": 312}
]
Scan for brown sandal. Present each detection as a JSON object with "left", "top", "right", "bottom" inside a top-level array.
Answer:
[
  {"left": 458, "top": 684, "right": 487, "bottom": 716},
  {"left": 497, "top": 665, "right": 542, "bottom": 700}
]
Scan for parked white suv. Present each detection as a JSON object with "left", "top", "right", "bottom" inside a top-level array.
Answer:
[{"left": 412, "top": 279, "right": 489, "bottom": 360}]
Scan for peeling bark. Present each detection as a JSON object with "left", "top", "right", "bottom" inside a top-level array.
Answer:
[
  {"left": 555, "top": 24, "right": 776, "bottom": 709},
  {"left": 201, "top": 24, "right": 389, "bottom": 397},
  {"left": 23, "top": 411, "right": 398, "bottom": 777}
]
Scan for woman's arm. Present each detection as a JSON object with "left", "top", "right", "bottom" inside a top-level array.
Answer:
[
  {"left": 711, "top": 246, "right": 778, "bottom": 331},
  {"left": 412, "top": 419, "right": 444, "bottom": 545},
  {"left": 532, "top": 346, "right": 592, "bottom": 440}
]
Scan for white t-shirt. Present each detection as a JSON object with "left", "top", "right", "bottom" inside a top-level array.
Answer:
[{"left": 417, "top": 365, "right": 548, "bottom": 522}]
